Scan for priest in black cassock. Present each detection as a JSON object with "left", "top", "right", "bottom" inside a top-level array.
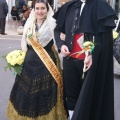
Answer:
[{"left": 53, "top": 0, "right": 117, "bottom": 120}]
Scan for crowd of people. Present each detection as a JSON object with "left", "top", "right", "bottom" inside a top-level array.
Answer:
[
  {"left": 1, "top": 0, "right": 119, "bottom": 120},
  {"left": 0, "top": 0, "right": 32, "bottom": 35},
  {"left": 11, "top": 2, "right": 32, "bottom": 26}
]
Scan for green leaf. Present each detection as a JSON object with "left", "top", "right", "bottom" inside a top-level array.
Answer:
[
  {"left": 2, "top": 55, "right": 7, "bottom": 59},
  {"left": 28, "top": 33, "right": 32, "bottom": 39},
  {"left": 13, "top": 64, "right": 22, "bottom": 75},
  {"left": 4, "top": 63, "right": 13, "bottom": 71}
]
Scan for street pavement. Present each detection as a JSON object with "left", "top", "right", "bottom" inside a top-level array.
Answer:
[
  {"left": 0, "top": 38, "right": 120, "bottom": 120},
  {"left": 0, "top": 38, "right": 21, "bottom": 120},
  {"left": 114, "top": 58, "right": 120, "bottom": 75},
  {"left": 114, "top": 74, "right": 120, "bottom": 120}
]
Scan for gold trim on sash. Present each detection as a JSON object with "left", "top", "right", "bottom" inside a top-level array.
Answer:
[{"left": 29, "top": 37, "right": 63, "bottom": 91}]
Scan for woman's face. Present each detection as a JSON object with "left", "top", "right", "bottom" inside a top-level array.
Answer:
[
  {"left": 23, "top": 5, "right": 27, "bottom": 10},
  {"left": 34, "top": 3, "right": 48, "bottom": 20},
  {"left": 13, "top": 7, "right": 16, "bottom": 10}
]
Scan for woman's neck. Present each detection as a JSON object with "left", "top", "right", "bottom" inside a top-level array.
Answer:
[{"left": 37, "top": 19, "right": 45, "bottom": 25}]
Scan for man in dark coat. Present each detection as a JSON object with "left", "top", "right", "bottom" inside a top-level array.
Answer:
[
  {"left": 0, "top": 0, "right": 8, "bottom": 35},
  {"left": 18, "top": 0, "right": 26, "bottom": 9},
  {"left": 53, "top": 0, "right": 117, "bottom": 119}
]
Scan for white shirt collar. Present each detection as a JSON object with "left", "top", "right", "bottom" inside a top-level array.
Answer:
[{"left": 81, "top": 0, "right": 86, "bottom": 3}]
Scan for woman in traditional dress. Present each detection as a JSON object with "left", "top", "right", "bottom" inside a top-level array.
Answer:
[{"left": 6, "top": 0, "right": 67, "bottom": 119}]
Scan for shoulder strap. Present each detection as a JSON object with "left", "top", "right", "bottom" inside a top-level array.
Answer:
[{"left": 29, "top": 37, "right": 63, "bottom": 91}]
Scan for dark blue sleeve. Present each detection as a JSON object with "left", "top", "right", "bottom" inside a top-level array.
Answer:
[
  {"left": 5, "top": 2, "right": 8, "bottom": 16},
  {"left": 54, "top": 25, "right": 65, "bottom": 53}
]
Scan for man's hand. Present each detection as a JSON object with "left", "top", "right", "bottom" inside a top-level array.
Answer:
[
  {"left": 60, "top": 33, "right": 66, "bottom": 41},
  {"left": 61, "top": 45, "right": 70, "bottom": 57},
  {"left": 84, "top": 55, "right": 92, "bottom": 72}
]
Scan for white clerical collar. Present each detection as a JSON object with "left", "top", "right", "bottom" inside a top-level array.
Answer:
[
  {"left": 81, "top": 0, "right": 86, "bottom": 3},
  {"left": 80, "top": 0, "right": 86, "bottom": 16}
]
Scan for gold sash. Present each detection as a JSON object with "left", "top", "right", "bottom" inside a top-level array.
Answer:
[{"left": 29, "top": 37, "right": 63, "bottom": 91}]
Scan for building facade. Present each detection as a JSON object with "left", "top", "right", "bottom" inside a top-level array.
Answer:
[
  {"left": 107, "top": 0, "right": 120, "bottom": 16},
  {"left": 6, "top": 0, "right": 120, "bottom": 20}
]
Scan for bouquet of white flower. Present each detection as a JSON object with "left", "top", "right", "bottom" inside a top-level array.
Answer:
[
  {"left": 4, "top": 50, "right": 26, "bottom": 75},
  {"left": 113, "top": 31, "right": 119, "bottom": 40},
  {"left": 67, "top": 39, "right": 95, "bottom": 79}
]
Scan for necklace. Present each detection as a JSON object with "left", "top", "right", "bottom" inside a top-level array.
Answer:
[
  {"left": 37, "top": 20, "right": 44, "bottom": 29},
  {"left": 35, "top": 19, "right": 45, "bottom": 32},
  {"left": 35, "top": 19, "right": 46, "bottom": 41}
]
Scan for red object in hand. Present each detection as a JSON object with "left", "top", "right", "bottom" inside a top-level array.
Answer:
[{"left": 69, "top": 34, "right": 85, "bottom": 60}]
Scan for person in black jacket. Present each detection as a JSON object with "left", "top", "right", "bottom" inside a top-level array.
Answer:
[
  {"left": 0, "top": 0, "right": 8, "bottom": 35},
  {"left": 53, "top": 0, "right": 117, "bottom": 119},
  {"left": 18, "top": 0, "right": 25, "bottom": 9},
  {"left": 22, "top": 4, "right": 28, "bottom": 13},
  {"left": 11, "top": 6, "right": 20, "bottom": 20}
]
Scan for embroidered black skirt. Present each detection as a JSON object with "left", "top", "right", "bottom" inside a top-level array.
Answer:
[{"left": 6, "top": 40, "right": 67, "bottom": 120}]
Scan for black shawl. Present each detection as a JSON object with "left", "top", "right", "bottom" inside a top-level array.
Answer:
[{"left": 53, "top": 0, "right": 117, "bottom": 34}]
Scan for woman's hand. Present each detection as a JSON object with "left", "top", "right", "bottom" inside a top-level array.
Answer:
[
  {"left": 84, "top": 55, "right": 92, "bottom": 72},
  {"left": 61, "top": 45, "right": 70, "bottom": 57}
]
